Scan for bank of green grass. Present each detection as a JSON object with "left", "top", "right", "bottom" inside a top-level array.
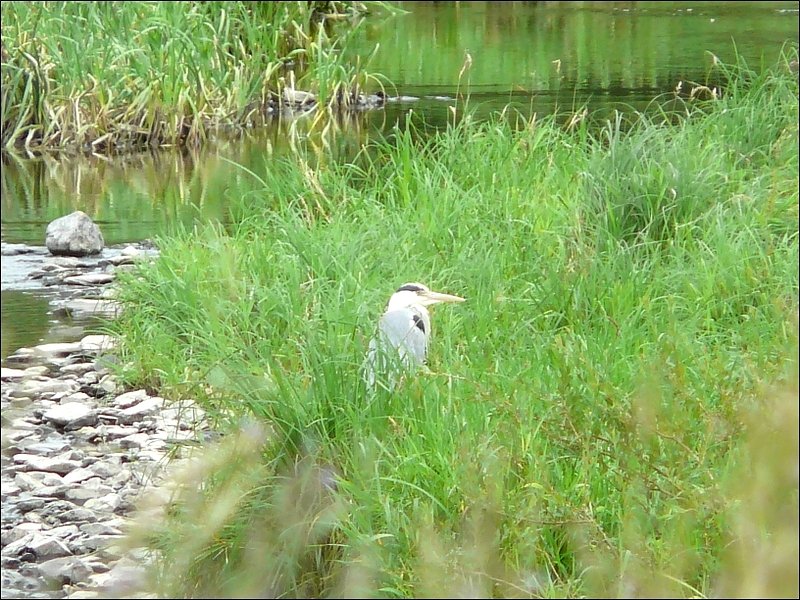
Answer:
[
  {"left": 1, "top": 1, "right": 390, "bottom": 153},
  {"left": 111, "top": 55, "right": 798, "bottom": 597}
]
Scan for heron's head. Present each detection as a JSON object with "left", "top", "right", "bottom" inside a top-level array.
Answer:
[{"left": 387, "top": 282, "right": 465, "bottom": 311}]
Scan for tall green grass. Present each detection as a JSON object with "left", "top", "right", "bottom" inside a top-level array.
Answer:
[
  {"left": 1, "top": 1, "right": 392, "bottom": 153},
  {"left": 111, "top": 53, "right": 798, "bottom": 597}
]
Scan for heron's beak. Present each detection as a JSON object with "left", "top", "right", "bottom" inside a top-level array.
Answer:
[{"left": 420, "top": 290, "right": 466, "bottom": 306}]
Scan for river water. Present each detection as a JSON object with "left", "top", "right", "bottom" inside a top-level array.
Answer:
[{"left": 2, "top": 0, "right": 798, "bottom": 358}]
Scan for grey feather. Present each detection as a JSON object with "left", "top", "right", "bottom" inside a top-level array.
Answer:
[{"left": 363, "top": 306, "right": 431, "bottom": 390}]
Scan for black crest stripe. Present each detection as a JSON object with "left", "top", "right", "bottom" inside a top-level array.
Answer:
[{"left": 396, "top": 284, "right": 424, "bottom": 293}]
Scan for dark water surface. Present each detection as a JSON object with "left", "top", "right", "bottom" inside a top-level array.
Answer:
[{"left": 2, "top": 0, "right": 798, "bottom": 357}]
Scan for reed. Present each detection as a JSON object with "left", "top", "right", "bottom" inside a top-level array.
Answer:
[
  {"left": 0, "top": 1, "right": 393, "bottom": 153},
  {"left": 110, "top": 52, "right": 798, "bottom": 597}
]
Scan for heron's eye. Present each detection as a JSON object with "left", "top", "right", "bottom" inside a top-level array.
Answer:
[{"left": 412, "top": 314, "right": 425, "bottom": 333}]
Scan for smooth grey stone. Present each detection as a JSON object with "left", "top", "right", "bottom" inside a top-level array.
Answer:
[{"left": 46, "top": 211, "right": 104, "bottom": 257}]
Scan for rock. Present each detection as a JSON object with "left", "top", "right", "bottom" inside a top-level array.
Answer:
[
  {"left": 97, "top": 425, "right": 139, "bottom": 440},
  {"left": 15, "top": 471, "right": 65, "bottom": 491},
  {"left": 37, "top": 556, "right": 92, "bottom": 585},
  {"left": 65, "top": 485, "right": 114, "bottom": 503},
  {"left": 62, "top": 391, "right": 93, "bottom": 404},
  {"left": 60, "top": 363, "right": 96, "bottom": 376},
  {"left": 45, "top": 211, "right": 104, "bottom": 257},
  {"left": 32, "top": 342, "right": 82, "bottom": 356},
  {"left": 112, "top": 390, "right": 150, "bottom": 409},
  {"left": 118, "top": 397, "right": 164, "bottom": 424},
  {"left": 13, "top": 454, "right": 82, "bottom": 475},
  {"left": 58, "top": 508, "right": 97, "bottom": 524},
  {"left": 17, "top": 437, "right": 72, "bottom": 456},
  {"left": 119, "top": 433, "right": 150, "bottom": 449},
  {"left": 88, "top": 461, "right": 121, "bottom": 479},
  {"left": 282, "top": 87, "right": 316, "bottom": 106},
  {"left": 78, "top": 523, "right": 123, "bottom": 537},
  {"left": 62, "top": 468, "right": 96, "bottom": 485},
  {"left": 63, "top": 273, "right": 115, "bottom": 286},
  {"left": 68, "top": 590, "right": 101, "bottom": 599},
  {"left": 15, "top": 496, "right": 47, "bottom": 513},
  {"left": 97, "top": 375, "right": 119, "bottom": 396},
  {"left": 27, "top": 534, "right": 73, "bottom": 559},
  {"left": 80, "top": 335, "right": 115, "bottom": 353},
  {"left": 42, "top": 402, "right": 97, "bottom": 430},
  {"left": 2, "top": 242, "right": 48, "bottom": 256},
  {"left": 55, "top": 298, "right": 121, "bottom": 319},
  {"left": 83, "top": 493, "right": 121, "bottom": 513},
  {"left": 48, "top": 525, "right": 80, "bottom": 539},
  {"left": 9, "top": 378, "right": 80, "bottom": 399},
  {"left": 24, "top": 366, "right": 51, "bottom": 377},
  {"left": 1, "top": 368, "right": 27, "bottom": 381},
  {"left": 89, "top": 557, "right": 148, "bottom": 596},
  {"left": 2, "top": 533, "right": 35, "bottom": 556}
]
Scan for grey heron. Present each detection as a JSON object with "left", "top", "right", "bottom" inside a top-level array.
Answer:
[{"left": 364, "top": 282, "right": 465, "bottom": 390}]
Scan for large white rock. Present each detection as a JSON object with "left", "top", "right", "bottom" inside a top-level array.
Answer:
[{"left": 45, "top": 211, "right": 104, "bottom": 257}]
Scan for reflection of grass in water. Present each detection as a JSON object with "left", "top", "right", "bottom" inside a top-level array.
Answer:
[
  {"left": 0, "top": 290, "right": 52, "bottom": 358},
  {"left": 113, "top": 53, "right": 798, "bottom": 597}
]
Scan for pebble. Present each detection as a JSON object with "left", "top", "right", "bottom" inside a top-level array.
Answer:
[{"left": 1, "top": 241, "right": 209, "bottom": 600}]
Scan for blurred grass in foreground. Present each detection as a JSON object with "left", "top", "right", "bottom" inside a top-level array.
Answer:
[{"left": 111, "top": 51, "right": 798, "bottom": 597}]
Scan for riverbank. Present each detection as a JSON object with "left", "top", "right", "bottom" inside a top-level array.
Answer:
[
  {"left": 1, "top": 241, "right": 212, "bottom": 599},
  {"left": 102, "top": 51, "right": 798, "bottom": 597},
  {"left": 1, "top": 2, "right": 397, "bottom": 154}
]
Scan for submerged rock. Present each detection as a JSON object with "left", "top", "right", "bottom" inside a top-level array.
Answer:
[{"left": 45, "top": 212, "right": 104, "bottom": 257}]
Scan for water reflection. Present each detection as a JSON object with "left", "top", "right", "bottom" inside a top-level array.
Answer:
[
  {"left": 0, "top": 291, "right": 54, "bottom": 358},
  {"left": 1, "top": 0, "right": 797, "bottom": 359}
]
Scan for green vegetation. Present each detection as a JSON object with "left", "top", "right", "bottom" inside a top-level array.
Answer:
[
  {"left": 1, "top": 1, "right": 392, "bottom": 153},
  {"left": 111, "top": 54, "right": 798, "bottom": 597}
]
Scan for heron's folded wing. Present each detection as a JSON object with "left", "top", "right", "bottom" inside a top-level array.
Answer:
[{"left": 378, "top": 308, "right": 427, "bottom": 366}]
